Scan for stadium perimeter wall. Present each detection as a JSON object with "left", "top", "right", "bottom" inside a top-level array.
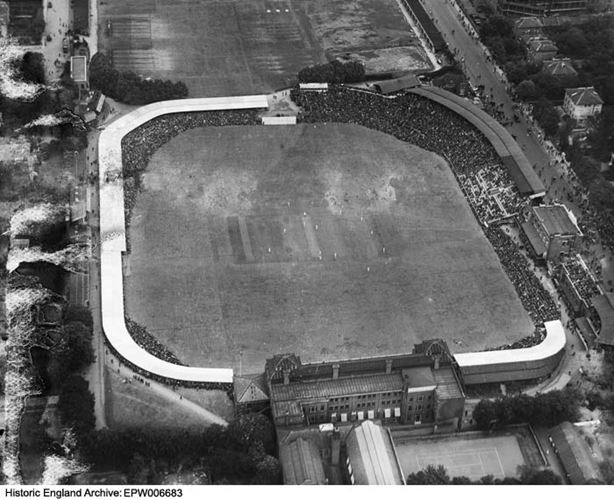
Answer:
[
  {"left": 98, "top": 96, "right": 268, "bottom": 387},
  {"left": 408, "top": 86, "right": 545, "bottom": 197},
  {"left": 97, "top": 95, "right": 564, "bottom": 392},
  {"left": 454, "top": 320, "right": 566, "bottom": 385}
]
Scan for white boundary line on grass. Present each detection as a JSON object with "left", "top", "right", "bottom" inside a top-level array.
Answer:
[{"left": 98, "top": 96, "right": 268, "bottom": 384}]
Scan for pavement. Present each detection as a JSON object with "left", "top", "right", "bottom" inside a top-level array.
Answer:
[{"left": 82, "top": 129, "right": 107, "bottom": 430}]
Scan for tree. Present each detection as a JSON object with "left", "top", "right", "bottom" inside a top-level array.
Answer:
[
  {"left": 298, "top": 60, "right": 366, "bottom": 84},
  {"left": 88, "top": 53, "right": 119, "bottom": 97},
  {"left": 47, "top": 320, "right": 95, "bottom": 385},
  {"left": 517, "top": 80, "right": 538, "bottom": 101},
  {"left": 533, "top": 98, "right": 560, "bottom": 137},
  {"left": 19, "top": 52, "right": 46, "bottom": 85},
  {"left": 406, "top": 464, "right": 450, "bottom": 485},
  {"left": 473, "top": 399, "right": 497, "bottom": 430},
  {"left": 228, "top": 412, "right": 276, "bottom": 455},
  {"left": 588, "top": 107, "right": 614, "bottom": 161},
  {"left": 518, "top": 466, "right": 562, "bottom": 484},
  {"left": 57, "top": 374, "right": 95, "bottom": 436}
]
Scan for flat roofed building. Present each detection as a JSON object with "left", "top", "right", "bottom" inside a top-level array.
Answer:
[
  {"left": 279, "top": 437, "right": 327, "bottom": 485},
  {"left": 0, "top": 1, "right": 8, "bottom": 37},
  {"left": 592, "top": 292, "right": 614, "bottom": 348},
  {"left": 70, "top": 55, "right": 88, "bottom": 91},
  {"left": 374, "top": 75, "right": 421, "bottom": 95},
  {"left": 519, "top": 204, "right": 582, "bottom": 263},
  {"left": 499, "top": 0, "right": 587, "bottom": 17},
  {"left": 564, "top": 87, "right": 603, "bottom": 126},
  {"left": 344, "top": 421, "right": 405, "bottom": 485},
  {"left": 549, "top": 421, "right": 602, "bottom": 484}
]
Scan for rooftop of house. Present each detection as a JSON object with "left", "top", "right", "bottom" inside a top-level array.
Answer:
[
  {"left": 543, "top": 58, "right": 577, "bottom": 76},
  {"left": 514, "top": 16, "right": 544, "bottom": 30},
  {"left": 234, "top": 373, "right": 269, "bottom": 404},
  {"left": 528, "top": 38, "right": 558, "bottom": 53},
  {"left": 565, "top": 87, "right": 604, "bottom": 107}
]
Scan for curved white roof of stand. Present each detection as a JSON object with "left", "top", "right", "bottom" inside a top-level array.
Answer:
[
  {"left": 98, "top": 96, "right": 268, "bottom": 384},
  {"left": 454, "top": 320, "right": 566, "bottom": 368}
]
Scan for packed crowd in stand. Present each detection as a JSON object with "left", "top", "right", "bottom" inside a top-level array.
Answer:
[
  {"left": 112, "top": 87, "right": 564, "bottom": 385},
  {"left": 125, "top": 316, "right": 184, "bottom": 366},
  {"left": 121, "top": 110, "right": 261, "bottom": 223},
  {"left": 563, "top": 257, "right": 601, "bottom": 303},
  {"left": 106, "top": 340, "right": 234, "bottom": 394},
  {"left": 116, "top": 110, "right": 260, "bottom": 385},
  {"left": 292, "top": 86, "right": 522, "bottom": 224},
  {"left": 486, "top": 226, "right": 559, "bottom": 325},
  {"left": 292, "top": 85, "right": 559, "bottom": 328}
]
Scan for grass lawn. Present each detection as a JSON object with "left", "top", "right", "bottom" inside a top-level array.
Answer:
[
  {"left": 104, "top": 367, "right": 234, "bottom": 429},
  {"left": 98, "top": 0, "right": 432, "bottom": 97},
  {"left": 124, "top": 123, "right": 532, "bottom": 374}
]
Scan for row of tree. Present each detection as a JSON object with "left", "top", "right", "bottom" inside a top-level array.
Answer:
[
  {"left": 406, "top": 464, "right": 562, "bottom": 484},
  {"left": 297, "top": 60, "right": 365, "bottom": 84},
  {"left": 479, "top": 16, "right": 526, "bottom": 67},
  {"left": 472, "top": 388, "right": 582, "bottom": 430},
  {"left": 88, "top": 53, "right": 188, "bottom": 105},
  {"left": 77, "top": 413, "right": 280, "bottom": 484}
]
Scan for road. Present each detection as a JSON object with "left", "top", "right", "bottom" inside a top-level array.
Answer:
[{"left": 425, "top": 0, "right": 569, "bottom": 202}]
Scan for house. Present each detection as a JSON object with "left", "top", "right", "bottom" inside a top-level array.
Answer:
[
  {"left": 549, "top": 421, "right": 602, "bottom": 484},
  {"left": 519, "top": 204, "right": 582, "bottom": 263},
  {"left": 563, "top": 87, "right": 603, "bottom": 126},
  {"left": 343, "top": 421, "right": 405, "bottom": 485},
  {"left": 513, "top": 16, "right": 544, "bottom": 37},
  {"left": 527, "top": 37, "right": 558, "bottom": 64},
  {"left": 543, "top": 58, "right": 577, "bottom": 77},
  {"left": 265, "top": 340, "right": 465, "bottom": 430}
]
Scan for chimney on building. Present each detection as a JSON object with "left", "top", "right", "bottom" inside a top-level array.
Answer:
[
  {"left": 283, "top": 369, "right": 290, "bottom": 385},
  {"left": 331, "top": 427, "right": 341, "bottom": 465},
  {"left": 385, "top": 359, "right": 393, "bottom": 374},
  {"left": 332, "top": 364, "right": 340, "bottom": 380},
  {"left": 433, "top": 356, "right": 440, "bottom": 370}
]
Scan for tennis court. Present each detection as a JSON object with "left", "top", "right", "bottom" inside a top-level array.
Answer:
[{"left": 394, "top": 434, "right": 526, "bottom": 479}]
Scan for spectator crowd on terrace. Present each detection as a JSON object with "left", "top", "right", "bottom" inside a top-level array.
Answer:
[
  {"left": 114, "top": 86, "right": 562, "bottom": 383},
  {"left": 121, "top": 110, "right": 261, "bottom": 222},
  {"left": 291, "top": 86, "right": 559, "bottom": 327}
]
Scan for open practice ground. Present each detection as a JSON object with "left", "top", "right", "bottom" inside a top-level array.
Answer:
[
  {"left": 394, "top": 433, "right": 527, "bottom": 479},
  {"left": 124, "top": 124, "right": 533, "bottom": 374},
  {"left": 98, "top": 0, "right": 432, "bottom": 97}
]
